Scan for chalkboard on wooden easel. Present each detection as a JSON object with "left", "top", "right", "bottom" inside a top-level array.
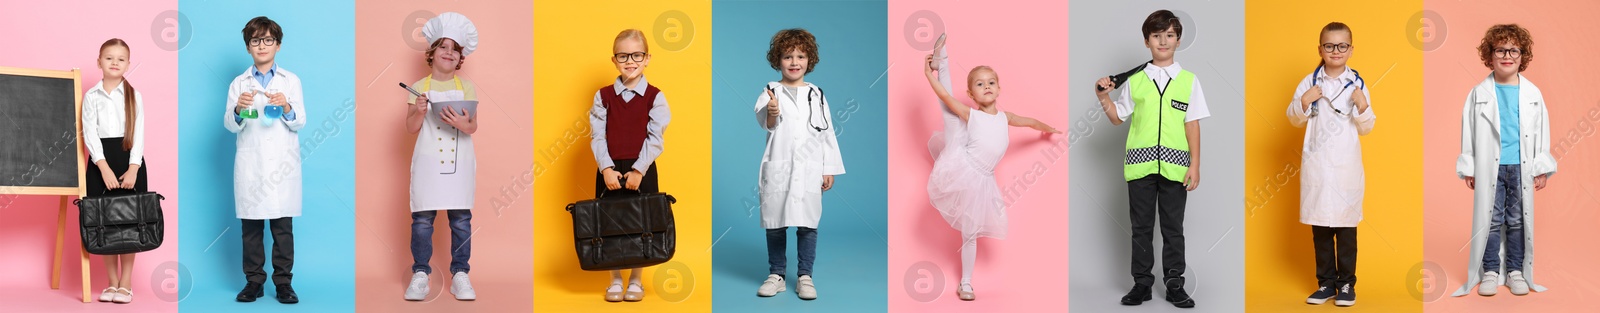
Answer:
[{"left": 0, "top": 66, "right": 84, "bottom": 196}]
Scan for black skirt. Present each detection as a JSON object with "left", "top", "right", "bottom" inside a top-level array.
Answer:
[{"left": 85, "top": 137, "right": 148, "bottom": 196}]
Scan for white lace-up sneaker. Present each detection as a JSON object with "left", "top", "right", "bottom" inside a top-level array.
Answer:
[
  {"left": 404, "top": 271, "right": 429, "bottom": 301},
  {"left": 451, "top": 272, "right": 476, "bottom": 300}
]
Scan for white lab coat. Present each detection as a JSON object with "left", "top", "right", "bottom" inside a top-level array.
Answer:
[
  {"left": 1286, "top": 67, "right": 1376, "bottom": 227},
  {"left": 754, "top": 82, "right": 845, "bottom": 229},
  {"left": 1452, "top": 74, "right": 1555, "bottom": 296},
  {"left": 223, "top": 66, "right": 307, "bottom": 220}
]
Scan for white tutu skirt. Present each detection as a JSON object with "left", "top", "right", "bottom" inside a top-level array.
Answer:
[{"left": 926, "top": 133, "right": 1008, "bottom": 240}]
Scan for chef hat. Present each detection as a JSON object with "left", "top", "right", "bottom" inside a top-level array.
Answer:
[{"left": 423, "top": 12, "right": 479, "bottom": 56}]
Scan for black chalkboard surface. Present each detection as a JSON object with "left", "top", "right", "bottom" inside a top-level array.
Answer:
[{"left": 0, "top": 66, "right": 84, "bottom": 196}]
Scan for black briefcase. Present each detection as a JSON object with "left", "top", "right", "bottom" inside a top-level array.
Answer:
[
  {"left": 75, "top": 192, "right": 165, "bottom": 255},
  {"left": 565, "top": 192, "right": 676, "bottom": 271}
]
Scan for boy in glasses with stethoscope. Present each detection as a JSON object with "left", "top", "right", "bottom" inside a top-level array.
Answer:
[{"left": 1285, "top": 22, "right": 1376, "bottom": 308}]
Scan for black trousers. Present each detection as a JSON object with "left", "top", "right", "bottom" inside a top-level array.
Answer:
[
  {"left": 242, "top": 217, "right": 294, "bottom": 285},
  {"left": 1128, "top": 174, "right": 1188, "bottom": 288},
  {"left": 594, "top": 159, "right": 660, "bottom": 198},
  {"left": 1312, "top": 225, "right": 1357, "bottom": 287}
]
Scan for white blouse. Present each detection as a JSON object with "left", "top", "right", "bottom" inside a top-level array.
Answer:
[{"left": 82, "top": 80, "right": 145, "bottom": 165}]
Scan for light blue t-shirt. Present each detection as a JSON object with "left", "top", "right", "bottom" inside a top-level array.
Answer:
[{"left": 1497, "top": 83, "right": 1520, "bottom": 164}]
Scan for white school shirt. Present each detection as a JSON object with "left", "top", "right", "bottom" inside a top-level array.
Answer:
[
  {"left": 82, "top": 80, "right": 146, "bottom": 165},
  {"left": 223, "top": 65, "right": 308, "bottom": 220},
  {"left": 1113, "top": 61, "right": 1212, "bottom": 123},
  {"left": 754, "top": 81, "right": 845, "bottom": 229},
  {"left": 1286, "top": 66, "right": 1377, "bottom": 227}
]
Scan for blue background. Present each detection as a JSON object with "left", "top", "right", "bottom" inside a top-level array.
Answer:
[
  {"left": 711, "top": 0, "right": 888, "bottom": 310},
  {"left": 177, "top": 0, "right": 355, "bottom": 311}
]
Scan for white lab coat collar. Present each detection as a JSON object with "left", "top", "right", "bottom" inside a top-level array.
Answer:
[
  {"left": 1472, "top": 73, "right": 1541, "bottom": 137},
  {"left": 1315, "top": 65, "right": 1358, "bottom": 86},
  {"left": 765, "top": 81, "right": 817, "bottom": 100}
]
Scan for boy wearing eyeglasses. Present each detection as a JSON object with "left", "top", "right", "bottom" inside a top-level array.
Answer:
[
  {"left": 1453, "top": 23, "right": 1554, "bottom": 298},
  {"left": 224, "top": 16, "right": 307, "bottom": 304},
  {"left": 1092, "top": 10, "right": 1209, "bottom": 308}
]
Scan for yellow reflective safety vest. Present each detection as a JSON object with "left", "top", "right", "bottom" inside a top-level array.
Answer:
[{"left": 1124, "top": 69, "right": 1195, "bottom": 182}]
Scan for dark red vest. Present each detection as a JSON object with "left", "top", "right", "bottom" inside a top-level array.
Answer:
[{"left": 598, "top": 84, "right": 659, "bottom": 160}]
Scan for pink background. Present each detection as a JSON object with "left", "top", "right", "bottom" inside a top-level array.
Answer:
[
  {"left": 1421, "top": 0, "right": 1600, "bottom": 310},
  {"left": 886, "top": 0, "right": 1070, "bottom": 311},
  {"left": 352, "top": 1, "right": 533, "bottom": 311},
  {"left": 0, "top": 0, "right": 180, "bottom": 311}
]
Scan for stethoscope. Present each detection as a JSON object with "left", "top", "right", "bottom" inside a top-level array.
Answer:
[
  {"left": 1306, "top": 65, "right": 1365, "bottom": 118},
  {"left": 766, "top": 84, "right": 832, "bottom": 132}
]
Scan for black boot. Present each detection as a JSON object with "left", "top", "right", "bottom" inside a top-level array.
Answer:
[
  {"left": 236, "top": 282, "right": 263, "bottom": 302},
  {"left": 1166, "top": 286, "right": 1195, "bottom": 308},
  {"left": 275, "top": 284, "right": 299, "bottom": 304},
  {"left": 1120, "top": 284, "right": 1153, "bottom": 305}
]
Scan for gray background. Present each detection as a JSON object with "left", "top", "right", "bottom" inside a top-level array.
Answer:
[{"left": 1068, "top": 0, "right": 1246, "bottom": 312}]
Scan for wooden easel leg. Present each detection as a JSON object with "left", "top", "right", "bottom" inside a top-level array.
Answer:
[
  {"left": 81, "top": 244, "right": 91, "bottom": 302},
  {"left": 68, "top": 196, "right": 91, "bottom": 303},
  {"left": 51, "top": 197, "right": 65, "bottom": 290}
]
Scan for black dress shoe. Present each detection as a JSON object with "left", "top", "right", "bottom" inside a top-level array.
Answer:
[
  {"left": 1165, "top": 286, "right": 1196, "bottom": 308},
  {"left": 236, "top": 282, "right": 264, "bottom": 302},
  {"left": 1120, "top": 284, "right": 1152, "bottom": 305},
  {"left": 275, "top": 284, "right": 299, "bottom": 304}
]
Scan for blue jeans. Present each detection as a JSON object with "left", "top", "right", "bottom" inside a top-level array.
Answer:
[
  {"left": 766, "top": 227, "right": 817, "bottom": 277},
  {"left": 412, "top": 210, "right": 472, "bottom": 274},
  {"left": 1483, "top": 165, "right": 1525, "bottom": 272}
]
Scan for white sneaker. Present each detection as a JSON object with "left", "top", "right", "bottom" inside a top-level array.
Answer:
[
  {"left": 1508, "top": 270, "right": 1529, "bottom": 295},
  {"left": 757, "top": 274, "right": 785, "bottom": 297},
  {"left": 404, "top": 271, "right": 429, "bottom": 301},
  {"left": 1478, "top": 271, "right": 1499, "bottom": 296},
  {"left": 796, "top": 275, "right": 817, "bottom": 300},
  {"left": 451, "top": 272, "right": 476, "bottom": 301}
]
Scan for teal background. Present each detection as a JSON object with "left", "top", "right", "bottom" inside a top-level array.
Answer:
[{"left": 711, "top": 0, "right": 889, "bottom": 311}]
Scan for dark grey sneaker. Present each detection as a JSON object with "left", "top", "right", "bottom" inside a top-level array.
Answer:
[
  {"left": 1334, "top": 283, "right": 1355, "bottom": 307},
  {"left": 1306, "top": 284, "right": 1336, "bottom": 304}
]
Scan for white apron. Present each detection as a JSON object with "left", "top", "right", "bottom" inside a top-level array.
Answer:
[
  {"left": 1286, "top": 67, "right": 1377, "bottom": 227},
  {"left": 223, "top": 66, "right": 307, "bottom": 220},
  {"left": 410, "top": 77, "right": 477, "bottom": 212},
  {"left": 754, "top": 82, "right": 845, "bottom": 229},
  {"left": 1452, "top": 74, "right": 1555, "bottom": 296}
]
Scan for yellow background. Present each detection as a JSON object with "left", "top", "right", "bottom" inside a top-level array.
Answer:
[
  {"left": 1244, "top": 0, "right": 1423, "bottom": 311},
  {"left": 532, "top": 1, "right": 713, "bottom": 311}
]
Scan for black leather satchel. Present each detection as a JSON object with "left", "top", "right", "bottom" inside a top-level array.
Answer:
[
  {"left": 566, "top": 192, "right": 676, "bottom": 271},
  {"left": 75, "top": 192, "right": 165, "bottom": 255}
]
